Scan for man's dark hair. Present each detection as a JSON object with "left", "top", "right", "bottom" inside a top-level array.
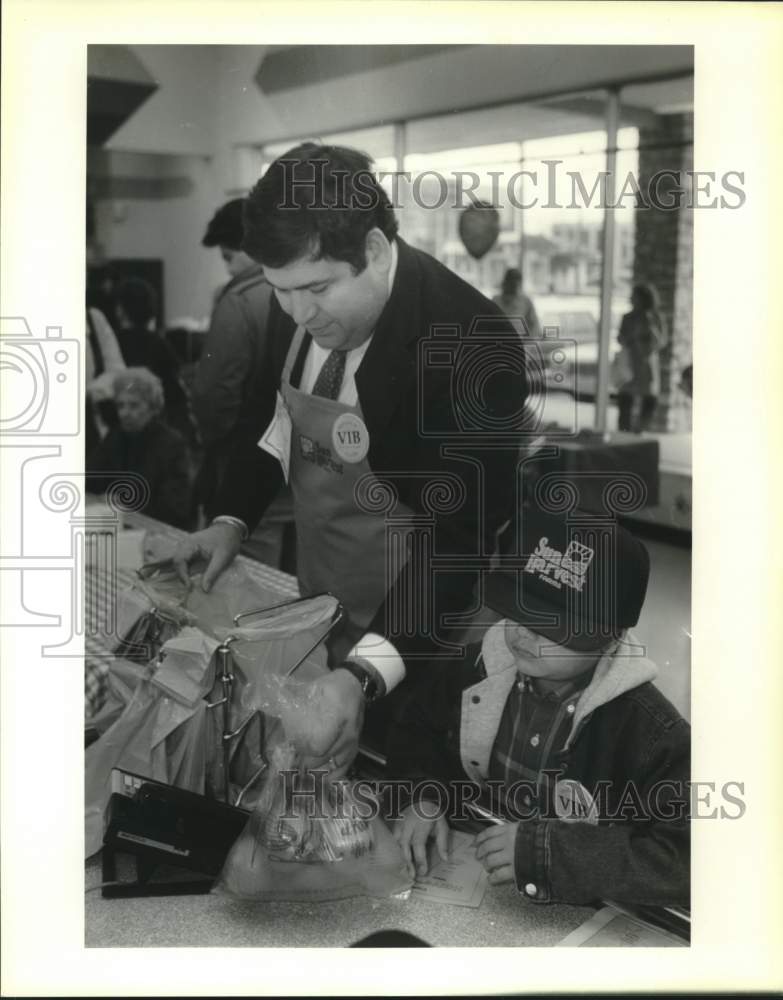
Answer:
[
  {"left": 202, "top": 198, "right": 246, "bottom": 251},
  {"left": 242, "top": 143, "right": 399, "bottom": 272},
  {"left": 116, "top": 277, "right": 159, "bottom": 329}
]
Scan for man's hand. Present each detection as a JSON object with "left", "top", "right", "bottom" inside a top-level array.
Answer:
[
  {"left": 393, "top": 805, "right": 450, "bottom": 879},
  {"left": 282, "top": 668, "right": 365, "bottom": 780},
  {"left": 171, "top": 523, "right": 242, "bottom": 592},
  {"left": 474, "top": 822, "right": 519, "bottom": 885}
]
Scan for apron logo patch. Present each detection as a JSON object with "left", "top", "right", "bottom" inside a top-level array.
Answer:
[
  {"left": 524, "top": 536, "right": 594, "bottom": 592},
  {"left": 298, "top": 435, "right": 343, "bottom": 475},
  {"left": 331, "top": 413, "right": 370, "bottom": 464}
]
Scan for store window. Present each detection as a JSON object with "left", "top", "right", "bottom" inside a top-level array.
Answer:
[
  {"left": 394, "top": 82, "right": 692, "bottom": 435},
  {"left": 399, "top": 94, "right": 618, "bottom": 430},
  {"left": 617, "top": 76, "right": 694, "bottom": 435}
]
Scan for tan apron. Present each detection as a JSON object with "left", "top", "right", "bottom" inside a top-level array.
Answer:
[{"left": 280, "top": 327, "right": 413, "bottom": 643}]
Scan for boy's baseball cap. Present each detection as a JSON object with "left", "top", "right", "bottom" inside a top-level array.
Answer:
[{"left": 486, "top": 506, "right": 650, "bottom": 650}]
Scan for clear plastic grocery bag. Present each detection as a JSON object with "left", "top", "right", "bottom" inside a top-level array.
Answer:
[
  {"left": 201, "top": 593, "right": 339, "bottom": 804},
  {"left": 113, "top": 559, "right": 283, "bottom": 662},
  {"left": 213, "top": 744, "right": 413, "bottom": 902}
]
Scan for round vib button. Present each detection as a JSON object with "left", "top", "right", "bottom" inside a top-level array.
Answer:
[
  {"left": 553, "top": 779, "right": 599, "bottom": 825},
  {"left": 332, "top": 412, "right": 370, "bottom": 464}
]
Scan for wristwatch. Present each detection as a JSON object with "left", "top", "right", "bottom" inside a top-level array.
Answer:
[{"left": 339, "top": 658, "right": 384, "bottom": 704}]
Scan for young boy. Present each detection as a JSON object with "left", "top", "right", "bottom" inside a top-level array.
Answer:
[{"left": 386, "top": 508, "right": 690, "bottom": 908}]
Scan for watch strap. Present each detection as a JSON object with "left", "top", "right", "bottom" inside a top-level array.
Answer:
[{"left": 340, "top": 658, "right": 384, "bottom": 703}]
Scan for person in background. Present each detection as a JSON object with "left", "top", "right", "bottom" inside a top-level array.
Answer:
[
  {"left": 388, "top": 507, "right": 690, "bottom": 908},
  {"left": 85, "top": 304, "right": 125, "bottom": 455},
  {"left": 87, "top": 262, "right": 120, "bottom": 323},
  {"left": 616, "top": 283, "right": 665, "bottom": 433},
  {"left": 87, "top": 367, "right": 192, "bottom": 530},
  {"left": 673, "top": 361, "right": 693, "bottom": 433},
  {"left": 194, "top": 198, "right": 295, "bottom": 570},
  {"left": 113, "top": 277, "right": 196, "bottom": 445},
  {"left": 493, "top": 267, "right": 541, "bottom": 339}
]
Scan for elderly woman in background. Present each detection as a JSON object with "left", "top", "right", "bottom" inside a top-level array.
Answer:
[
  {"left": 86, "top": 367, "right": 192, "bottom": 529},
  {"left": 616, "top": 283, "right": 665, "bottom": 433}
]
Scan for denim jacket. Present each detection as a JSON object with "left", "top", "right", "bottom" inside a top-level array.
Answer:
[{"left": 387, "top": 624, "right": 690, "bottom": 908}]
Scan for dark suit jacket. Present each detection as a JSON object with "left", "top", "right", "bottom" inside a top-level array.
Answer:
[{"left": 217, "top": 238, "right": 529, "bottom": 661}]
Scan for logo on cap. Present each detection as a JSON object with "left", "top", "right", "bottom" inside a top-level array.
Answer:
[
  {"left": 524, "top": 536, "right": 595, "bottom": 593},
  {"left": 564, "top": 540, "right": 594, "bottom": 572}
]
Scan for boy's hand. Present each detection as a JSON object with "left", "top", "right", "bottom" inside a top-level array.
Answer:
[
  {"left": 393, "top": 805, "right": 450, "bottom": 879},
  {"left": 474, "top": 822, "right": 519, "bottom": 885}
]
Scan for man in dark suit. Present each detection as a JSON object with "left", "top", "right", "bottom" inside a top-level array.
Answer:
[{"left": 174, "top": 144, "right": 529, "bottom": 767}]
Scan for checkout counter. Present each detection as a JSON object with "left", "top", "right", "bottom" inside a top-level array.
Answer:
[{"left": 84, "top": 511, "right": 687, "bottom": 949}]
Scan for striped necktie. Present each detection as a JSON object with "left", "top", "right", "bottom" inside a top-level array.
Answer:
[{"left": 311, "top": 349, "right": 347, "bottom": 400}]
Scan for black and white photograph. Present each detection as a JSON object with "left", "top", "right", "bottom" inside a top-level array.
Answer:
[{"left": 2, "top": 3, "right": 782, "bottom": 996}]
